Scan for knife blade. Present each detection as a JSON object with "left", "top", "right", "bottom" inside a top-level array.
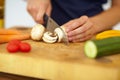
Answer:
[
  {"left": 43, "top": 14, "right": 59, "bottom": 33},
  {"left": 59, "top": 27, "right": 69, "bottom": 45},
  {"left": 43, "top": 14, "right": 69, "bottom": 45}
]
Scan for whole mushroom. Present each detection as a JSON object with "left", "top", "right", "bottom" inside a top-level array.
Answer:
[{"left": 31, "top": 24, "right": 45, "bottom": 41}]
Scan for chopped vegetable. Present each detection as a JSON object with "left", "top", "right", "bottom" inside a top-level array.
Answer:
[
  {"left": 0, "top": 34, "right": 30, "bottom": 43},
  {"left": 96, "top": 30, "right": 120, "bottom": 39},
  {"left": 84, "top": 37, "right": 120, "bottom": 58},
  {"left": 19, "top": 42, "right": 31, "bottom": 52},
  {"left": 8, "top": 39, "right": 21, "bottom": 45},
  {"left": 6, "top": 39, "right": 31, "bottom": 53},
  {"left": 0, "top": 29, "right": 22, "bottom": 35},
  {"left": 7, "top": 44, "right": 20, "bottom": 53}
]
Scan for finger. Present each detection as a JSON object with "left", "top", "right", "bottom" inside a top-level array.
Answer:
[
  {"left": 67, "top": 20, "right": 93, "bottom": 37},
  {"left": 63, "top": 20, "right": 76, "bottom": 28},
  {"left": 27, "top": 4, "right": 38, "bottom": 21},
  {"left": 68, "top": 25, "right": 95, "bottom": 41},
  {"left": 72, "top": 35, "right": 93, "bottom": 42},
  {"left": 63, "top": 16, "right": 88, "bottom": 33},
  {"left": 36, "top": 3, "right": 49, "bottom": 24},
  {"left": 68, "top": 33, "right": 85, "bottom": 41},
  {"left": 28, "top": 9, "right": 38, "bottom": 21},
  {"left": 62, "top": 20, "right": 76, "bottom": 33},
  {"left": 36, "top": 8, "right": 46, "bottom": 24},
  {"left": 80, "top": 35, "right": 93, "bottom": 41},
  {"left": 84, "top": 26, "right": 96, "bottom": 36},
  {"left": 46, "top": 4, "right": 52, "bottom": 16}
]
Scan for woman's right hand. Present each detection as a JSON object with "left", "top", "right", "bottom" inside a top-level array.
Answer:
[{"left": 27, "top": 0, "right": 52, "bottom": 24}]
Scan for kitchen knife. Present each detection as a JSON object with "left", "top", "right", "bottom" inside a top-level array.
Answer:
[
  {"left": 43, "top": 14, "right": 59, "bottom": 33},
  {"left": 43, "top": 14, "right": 69, "bottom": 45}
]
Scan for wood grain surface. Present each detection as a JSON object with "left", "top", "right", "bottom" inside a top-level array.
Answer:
[
  {"left": 0, "top": 72, "right": 44, "bottom": 80},
  {"left": 0, "top": 28, "right": 120, "bottom": 80},
  {"left": 0, "top": 40, "right": 120, "bottom": 80}
]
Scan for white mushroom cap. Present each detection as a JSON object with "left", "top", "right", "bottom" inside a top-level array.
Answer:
[
  {"left": 31, "top": 24, "right": 45, "bottom": 41},
  {"left": 54, "top": 27, "right": 64, "bottom": 42}
]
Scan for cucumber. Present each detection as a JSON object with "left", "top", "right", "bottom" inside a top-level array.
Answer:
[{"left": 84, "top": 37, "right": 120, "bottom": 58}]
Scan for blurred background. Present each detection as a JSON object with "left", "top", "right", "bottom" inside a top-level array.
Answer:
[
  {"left": 5, "top": 0, "right": 35, "bottom": 28},
  {"left": 2, "top": 0, "right": 120, "bottom": 29}
]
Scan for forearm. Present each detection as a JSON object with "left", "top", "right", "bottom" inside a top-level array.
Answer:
[{"left": 90, "top": 6, "right": 120, "bottom": 33}]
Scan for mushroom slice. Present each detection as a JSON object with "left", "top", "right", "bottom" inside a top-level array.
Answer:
[
  {"left": 42, "top": 32, "right": 58, "bottom": 43},
  {"left": 54, "top": 27, "right": 64, "bottom": 42},
  {"left": 31, "top": 24, "right": 45, "bottom": 41}
]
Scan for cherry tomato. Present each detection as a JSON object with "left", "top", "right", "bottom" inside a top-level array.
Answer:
[
  {"left": 19, "top": 42, "right": 31, "bottom": 52},
  {"left": 7, "top": 44, "right": 19, "bottom": 53},
  {"left": 8, "top": 39, "right": 21, "bottom": 45}
]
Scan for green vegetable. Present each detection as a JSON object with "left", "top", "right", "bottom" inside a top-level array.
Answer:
[{"left": 84, "top": 37, "right": 120, "bottom": 58}]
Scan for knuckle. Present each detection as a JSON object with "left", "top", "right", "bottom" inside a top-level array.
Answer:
[
  {"left": 27, "top": 6, "right": 37, "bottom": 12},
  {"left": 81, "top": 15, "right": 89, "bottom": 22},
  {"left": 82, "top": 15, "right": 89, "bottom": 20}
]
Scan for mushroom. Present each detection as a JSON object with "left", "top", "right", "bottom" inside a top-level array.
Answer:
[
  {"left": 54, "top": 26, "right": 67, "bottom": 42},
  {"left": 31, "top": 24, "right": 67, "bottom": 43},
  {"left": 42, "top": 26, "right": 67, "bottom": 43},
  {"left": 54, "top": 27, "right": 64, "bottom": 42},
  {"left": 31, "top": 24, "right": 45, "bottom": 41},
  {"left": 42, "top": 32, "right": 58, "bottom": 43}
]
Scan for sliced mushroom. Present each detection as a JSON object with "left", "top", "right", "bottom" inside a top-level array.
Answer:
[
  {"left": 60, "top": 26, "right": 66, "bottom": 34},
  {"left": 42, "top": 32, "right": 58, "bottom": 43},
  {"left": 54, "top": 27, "right": 65, "bottom": 42},
  {"left": 31, "top": 24, "right": 45, "bottom": 41}
]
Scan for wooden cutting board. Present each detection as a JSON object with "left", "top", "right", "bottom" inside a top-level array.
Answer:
[{"left": 0, "top": 39, "right": 120, "bottom": 80}]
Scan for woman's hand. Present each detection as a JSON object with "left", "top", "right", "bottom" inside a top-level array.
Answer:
[
  {"left": 27, "top": 0, "right": 52, "bottom": 24},
  {"left": 63, "top": 16, "right": 97, "bottom": 42}
]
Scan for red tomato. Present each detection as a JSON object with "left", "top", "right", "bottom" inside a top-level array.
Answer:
[
  {"left": 9, "top": 39, "right": 21, "bottom": 45},
  {"left": 19, "top": 42, "right": 31, "bottom": 52},
  {"left": 7, "top": 44, "right": 19, "bottom": 53}
]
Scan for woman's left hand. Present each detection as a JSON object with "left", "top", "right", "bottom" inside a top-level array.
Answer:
[{"left": 63, "top": 16, "right": 97, "bottom": 42}]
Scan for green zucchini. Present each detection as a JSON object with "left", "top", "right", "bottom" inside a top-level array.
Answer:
[{"left": 84, "top": 37, "right": 120, "bottom": 58}]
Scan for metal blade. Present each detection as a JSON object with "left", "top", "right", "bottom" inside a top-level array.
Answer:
[
  {"left": 59, "top": 27, "right": 69, "bottom": 45},
  {"left": 43, "top": 14, "right": 69, "bottom": 45},
  {"left": 43, "top": 14, "right": 48, "bottom": 28},
  {"left": 43, "top": 14, "right": 59, "bottom": 33}
]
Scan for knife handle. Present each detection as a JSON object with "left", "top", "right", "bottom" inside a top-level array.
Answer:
[{"left": 43, "top": 14, "right": 49, "bottom": 28}]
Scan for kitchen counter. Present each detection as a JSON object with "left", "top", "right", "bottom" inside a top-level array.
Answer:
[{"left": 0, "top": 39, "right": 120, "bottom": 80}]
